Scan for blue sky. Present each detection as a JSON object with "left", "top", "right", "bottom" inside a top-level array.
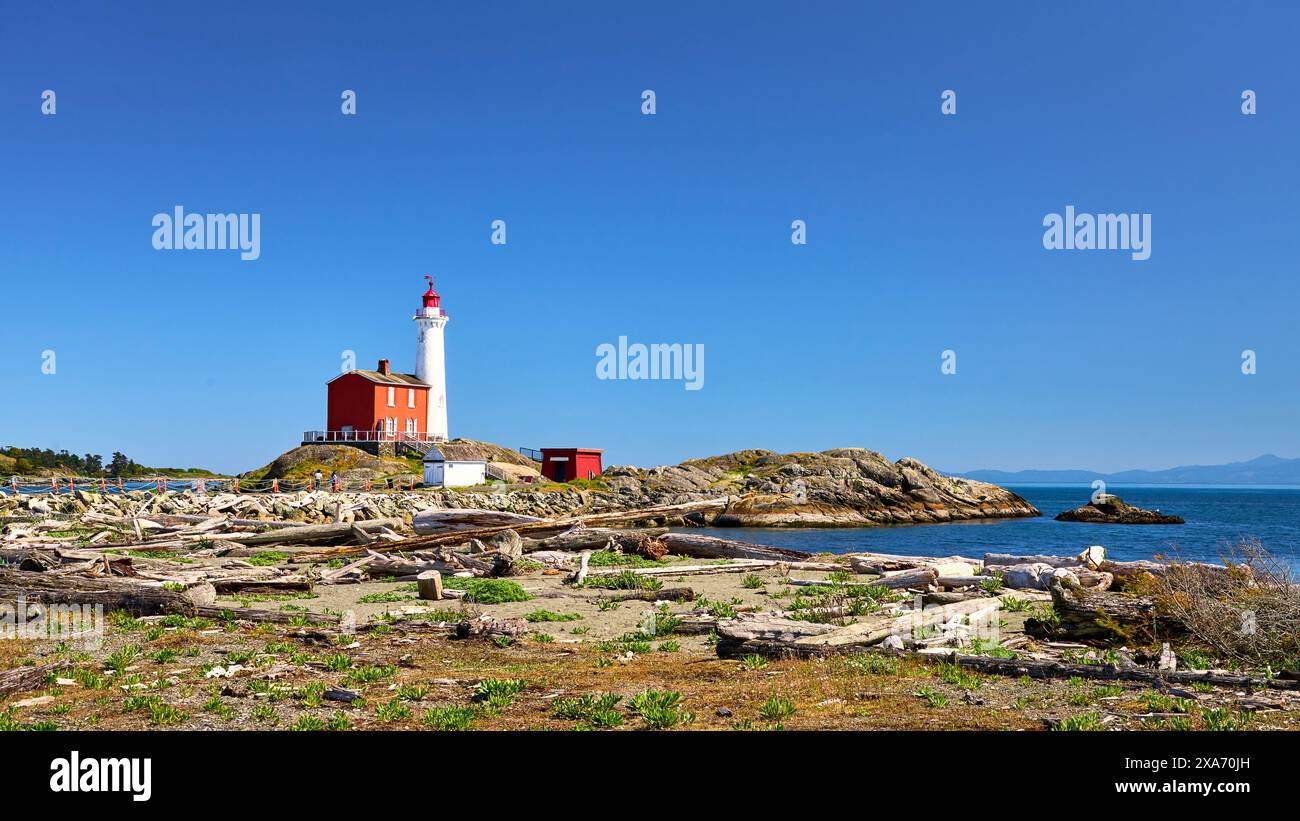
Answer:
[{"left": 1, "top": 1, "right": 1297, "bottom": 475}]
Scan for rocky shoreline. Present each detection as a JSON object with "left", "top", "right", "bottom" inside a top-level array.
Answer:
[
  {"left": 602, "top": 448, "right": 1039, "bottom": 526},
  {"left": 0, "top": 447, "right": 1039, "bottom": 529}
]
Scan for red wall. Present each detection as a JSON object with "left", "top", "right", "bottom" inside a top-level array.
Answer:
[
  {"left": 327, "top": 373, "right": 429, "bottom": 436},
  {"left": 541, "top": 448, "right": 603, "bottom": 481}
]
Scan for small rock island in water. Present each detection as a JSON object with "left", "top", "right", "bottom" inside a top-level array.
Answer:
[{"left": 1054, "top": 494, "right": 1184, "bottom": 524}]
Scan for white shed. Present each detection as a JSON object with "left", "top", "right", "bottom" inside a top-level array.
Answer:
[{"left": 422, "top": 446, "right": 487, "bottom": 488}]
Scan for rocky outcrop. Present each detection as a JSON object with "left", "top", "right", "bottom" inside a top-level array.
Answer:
[
  {"left": 598, "top": 448, "right": 1039, "bottom": 526},
  {"left": 1054, "top": 495, "right": 1183, "bottom": 524},
  {"left": 241, "top": 440, "right": 540, "bottom": 484}
]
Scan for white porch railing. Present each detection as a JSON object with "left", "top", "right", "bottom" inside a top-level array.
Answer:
[{"left": 303, "top": 430, "right": 446, "bottom": 444}]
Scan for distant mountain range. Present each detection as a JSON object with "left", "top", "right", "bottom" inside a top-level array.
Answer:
[{"left": 956, "top": 455, "right": 1300, "bottom": 486}]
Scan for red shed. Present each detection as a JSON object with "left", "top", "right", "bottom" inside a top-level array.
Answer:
[
  {"left": 540, "top": 448, "right": 603, "bottom": 482},
  {"left": 322, "top": 359, "right": 430, "bottom": 442}
]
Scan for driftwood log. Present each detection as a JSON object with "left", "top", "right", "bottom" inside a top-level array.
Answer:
[
  {"left": 715, "top": 596, "right": 1008, "bottom": 658},
  {"left": 874, "top": 567, "right": 938, "bottom": 590},
  {"left": 0, "top": 662, "right": 71, "bottom": 698},
  {"left": 522, "top": 527, "right": 667, "bottom": 554},
  {"left": 412, "top": 509, "right": 544, "bottom": 535},
  {"left": 302, "top": 499, "right": 730, "bottom": 560},
  {"left": 658, "top": 533, "right": 811, "bottom": 562},
  {"left": 941, "top": 652, "right": 1300, "bottom": 691},
  {"left": 209, "top": 518, "right": 402, "bottom": 546},
  {"left": 848, "top": 554, "right": 976, "bottom": 575},
  {"left": 0, "top": 568, "right": 196, "bottom": 617},
  {"left": 194, "top": 604, "right": 339, "bottom": 624},
  {"left": 1043, "top": 573, "right": 1184, "bottom": 641},
  {"left": 210, "top": 579, "right": 313, "bottom": 595}
]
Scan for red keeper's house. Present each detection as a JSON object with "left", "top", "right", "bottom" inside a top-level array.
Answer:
[
  {"left": 540, "top": 448, "right": 603, "bottom": 482},
  {"left": 307, "top": 359, "right": 430, "bottom": 454}
]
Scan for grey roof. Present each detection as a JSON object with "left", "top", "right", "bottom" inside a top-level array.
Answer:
[
  {"left": 330, "top": 369, "right": 429, "bottom": 387},
  {"left": 423, "top": 444, "right": 489, "bottom": 463}
]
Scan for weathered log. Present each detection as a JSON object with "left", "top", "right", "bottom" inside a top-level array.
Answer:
[
  {"left": 585, "top": 559, "right": 774, "bottom": 578},
  {"left": 717, "top": 596, "right": 1006, "bottom": 658},
  {"left": 195, "top": 604, "right": 338, "bottom": 624},
  {"left": 848, "top": 554, "right": 975, "bottom": 575},
  {"left": 922, "top": 591, "right": 988, "bottom": 605},
  {"left": 717, "top": 613, "right": 840, "bottom": 643},
  {"left": 658, "top": 533, "right": 811, "bottom": 562},
  {"left": 211, "top": 579, "right": 313, "bottom": 595},
  {"left": 521, "top": 527, "right": 668, "bottom": 554},
  {"left": 1046, "top": 573, "right": 1183, "bottom": 641},
  {"left": 303, "top": 499, "right": 731, "bottom": 560},
  {"left": 1097, "top": 558, "right": 1243, "bottom": 591},
  {"left": 212, "top": 518, "right": 403, "bottom": 546},
  {"left": 412, "top": 508, "right": 544, "bottom": 535},
  {"left": 318, "top": 553, "right": 379, "bottom": 583},
  {"left": 365, "top": 556, "right": 462, "bottom": 578},
  {"left": 0, "top": 662, "right": 70, "bottom": 698},
  {"left": 0, "top": 568, "right": 196, "bottom": 617},
  {"left": 0, "top": 548, "right": 60, "bottom": 572},
  {"left": 940, "top": 652, "right": 1300, "bottom": 691},
  {"left": 160, "top": 513, "right": 311, "bottom": 530},
  {"left": 875, "top": 567, "right": 938, "bottom": 590},
  {"left": 0, "top": 547, "right": 78, "bottom": 568},
  {"left": 936, "top": 575, "right": 997, "bottom": 588},
  {"left": 983, "top": 553, "right": 1085, "bottom": 570}
]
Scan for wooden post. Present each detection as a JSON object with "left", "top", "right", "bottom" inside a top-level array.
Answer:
[
  {"left": 416, "top": 570, "right": 443, "bottom": 601},
  {"left": 574, "top": 550, "right": 593, "bottom": 586}
]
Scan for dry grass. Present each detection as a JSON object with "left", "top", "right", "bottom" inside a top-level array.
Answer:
[{"left": 1151, "top": 540, "right": 1300, "bottom": 671}]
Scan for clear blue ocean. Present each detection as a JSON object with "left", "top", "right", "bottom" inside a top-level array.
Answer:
[{"left": 686, "top": 486, "right": 1300, "bottom": 568}]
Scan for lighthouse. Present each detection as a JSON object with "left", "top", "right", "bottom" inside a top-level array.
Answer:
[{"left": 414, "top": 275, "right": 449, "bottom": 442}]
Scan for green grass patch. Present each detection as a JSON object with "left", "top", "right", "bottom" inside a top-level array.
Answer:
[
  {"left": 442, "top": 577, "right": 531, "bottom": 604},
  {"left": 524, "top": 609, "right": 583, "bottom": 623}
]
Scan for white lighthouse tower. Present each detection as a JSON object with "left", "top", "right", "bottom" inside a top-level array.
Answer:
[{"left": 414, "top": 275, "right": 449, "bottom": 442}]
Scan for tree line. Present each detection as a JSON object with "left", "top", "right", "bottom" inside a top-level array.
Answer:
[{"left": 1, "top": 446, "right": 216, "bottom": 478}]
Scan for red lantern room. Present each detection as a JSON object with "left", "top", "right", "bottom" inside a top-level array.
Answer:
[{"left": 422, "top": 275, "right": 440, "bottom": 309}]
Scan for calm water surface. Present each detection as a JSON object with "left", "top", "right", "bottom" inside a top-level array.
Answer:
[{"left": 680, "top": 485, "right": 1300, "bottom": 567}]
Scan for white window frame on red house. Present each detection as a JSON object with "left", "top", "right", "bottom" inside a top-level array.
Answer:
[
  {"left": 387, "top": 387, "right": 396, "bottom": 407},
  {"left": 408, "top": 388, "right": 415, "bottom": 408},
  {"left": 385, "top": 418, "right": 396, "bottom": 437}
]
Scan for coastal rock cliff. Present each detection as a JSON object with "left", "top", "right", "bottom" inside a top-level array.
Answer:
[{"left": 598, "top": 448, "right": 1040, "bottom": 526}]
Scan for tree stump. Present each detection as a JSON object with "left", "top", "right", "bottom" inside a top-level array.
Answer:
[{"left": 416, "top": 570, "right": 443, "bottom": 601}]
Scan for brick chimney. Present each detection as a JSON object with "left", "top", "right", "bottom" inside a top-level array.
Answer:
[{"left": 377, "top": 358, "right": 391, "bottom": 376}]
